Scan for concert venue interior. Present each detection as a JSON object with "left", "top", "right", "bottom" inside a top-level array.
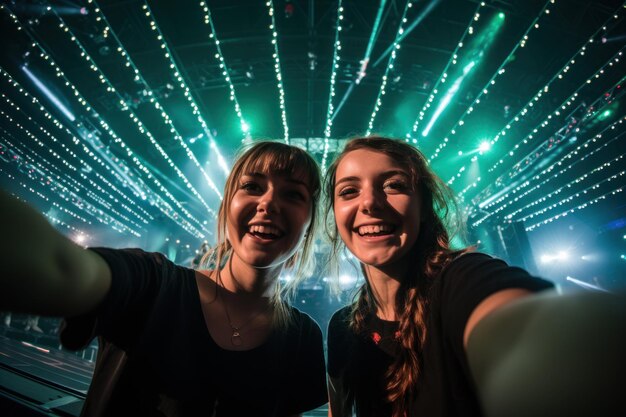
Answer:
[{"left": 1, "top": 0, "right": 624, "bottom": 415}]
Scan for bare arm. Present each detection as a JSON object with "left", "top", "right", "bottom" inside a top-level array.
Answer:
[
  {"left": 466, "top": 289, "right": 626, "bottom": 417},
  {"left": 0, "top": 191, "right": 111, "bottom": 317}
]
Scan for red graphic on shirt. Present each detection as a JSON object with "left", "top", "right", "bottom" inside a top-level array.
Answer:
[
  {"left": 394, "top": 330, "right": 401, "bottom": 339},
  {"left": 371, "top": 332, "right": 382, "bottom": 344}
]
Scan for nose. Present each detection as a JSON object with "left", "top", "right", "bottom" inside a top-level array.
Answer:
[
  {"left": 257, "top": 188, "right": 280, "bottom": 214},
  {"left": 360, "top": 186, "right": 382, "bottom": 215}
]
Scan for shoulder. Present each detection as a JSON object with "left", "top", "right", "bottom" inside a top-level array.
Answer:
[
  {"left": 439, "top": 251, "right": 552, "bottom": 292},
  {"left": 328, "top": 305, "right": 353, "bottom": 338},
  {"left": 285, "top": 305, "right": 323, "bottom": 338}
]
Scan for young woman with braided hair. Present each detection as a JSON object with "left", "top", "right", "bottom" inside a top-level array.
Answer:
[{"left": 324, "top": 136, "right": 625, "bottom": 417}]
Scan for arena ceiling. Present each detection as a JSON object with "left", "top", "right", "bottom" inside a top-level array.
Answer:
[{"left": 0, "top": 0, "right": 625, "bottom": 279}]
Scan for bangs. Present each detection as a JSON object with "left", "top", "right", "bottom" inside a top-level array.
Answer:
[{"left": 238, "top": 143, "right": 320, "bottom": 192}]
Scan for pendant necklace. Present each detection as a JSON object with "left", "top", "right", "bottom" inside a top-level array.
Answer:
[{"left": 220, "top": 284, "right": 270, "bottom": 347}]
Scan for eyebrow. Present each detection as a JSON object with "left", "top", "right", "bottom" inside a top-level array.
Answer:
[
  {"left": 243, "top": 172, "right": 309, "bottom": 188},
  {"left": 335, "top": 170, "right": 410, "bottom": 188}
]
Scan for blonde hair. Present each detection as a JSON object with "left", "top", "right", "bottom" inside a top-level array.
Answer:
[{"left": 202, "top": 141, "right": 321, "bottom": 327}]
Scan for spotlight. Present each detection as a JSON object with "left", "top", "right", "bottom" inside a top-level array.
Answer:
[
  {"left": 479, "top": 141, "right": 491, "bottom": 153},
  {"left": 339, "top": 275, "right": 356, "bottom": 286}
]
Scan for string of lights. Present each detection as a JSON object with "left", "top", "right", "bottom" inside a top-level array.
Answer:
[
  {"left": 517, "top": 169, "right": 625, "bottom": 224},
  {"left": 266, "top": 0, "right": 290, "bottom": 143},
  {"left": 0, "top": 128, "right": 142, "bottom": 237},
  {"left": 321, "top": 0, "right": 344, "bottom": 173},
  {"left": 18, "top": 128, "right": 149, "bottom": 230},
  {"left": 428, "top": 0, "right": 554, "bottom": 161},
  {"left": 49, "top": 7, "right": 222, "bottom": 206},
  {"left": 365, "top": 0, "right": 413, "bottom": 136},
  {"left": 90, "top": 0, "right": 230, "bottom": 185},
  {"left": 2, "top": 177, "right": 85, "bottom": 235},
  {"left": 506, "top": 153, "right": 625, "bottom": 221},
  {"left": 0, "top": 124, "right": 145, "bottom": 232},
  {"left": 453, "top": 9, "right": 626, "bottom": 191},
  {"left": 199, "top": 0, "right": 250, "bottom": 142},
  {"left": 406, "top": 2, "right": 484, "bottom": 143},
  {"left": 138, "top": 1, "right": 223, "bottom": 152},
  {"left": 0, "top": 90, "right": 150, "bottom": 228},
  {"left": 0, "top": 67, "right": 154, "bottom": 223},
  {"left": 1, "top": 133, "right": 121, "bottom": 230},
  {"left": 525, "top": 180, "right": 624, "bottom": 231},
  {"left": 0, "top": 138, "right": 88, "bottom": 225},
  {"left": 482, "top": 78, "right": 626, "bottom": 204},
  {"left": 0, "top": 111, "right": 143, "bottom": 235},
  {"left": 463, "top": 74, "right": 626, "bottom": 205},
  {"left": 453, "top": 46, "right": 625, "bottom": 192},
  {"left": 470, "top": 120, "right": 625, "bottom": 226},
  {"left": 2, "top": 4, "right": 208, "bottom": 238}
]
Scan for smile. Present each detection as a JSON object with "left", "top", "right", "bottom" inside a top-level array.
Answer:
[
  {"left": 356, "top": 224, "right": 395, "bottom": 237},
  {"left": 248, "top": 224, "right": 284, "bottom": 239}
]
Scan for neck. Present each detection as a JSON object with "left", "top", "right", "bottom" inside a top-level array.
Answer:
[
  {"left": 364, "top": 261, "right": 408, "bottom": 322},
  {"left": 218, "top": 253, "right": 280, "bottom": 299}
]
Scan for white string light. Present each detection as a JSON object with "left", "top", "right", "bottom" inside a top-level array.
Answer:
[
  {"left": 138, "top": 1, "right": 223, "bottom": 152},
  {"left": 266, "top": 0, "right": 289, "bottom": 143},
  {"left": 471, "top": 120, "right": 625, "bottom": 227},
  {"left": 199, "top": 1, "right": 250, "bottom": 143},
  {"left": 452, "top": 7, "right": 626, "bottom": 192},
  {"left": 406, "top": 2, "right": 484, "bottom": 143},
  {"left": 50, "top": 7, "right": 222, "bottom": 205},
  {"left": 0, "top": 67, "right": 154, "bottom": 223},
  {"left": 509, "top": 153, "right": 625, "bottom": 221},
  {"left": 525, "top": 180, "right": 624, "bottom": 231},
  {"left": 428, "top": 0, "right": 554, "bottom": 161},
  {"left": 2, "top": 5, "right": 208, "bottom": 238},
  {"left": 321, "top": 0, "right": 344, "bottom": 172},
  {"left": 451, "top": 47, "right": 625, "bottom": 192},
  {"left": 365, "top": 0, "right": 413, "bottom": 136}
]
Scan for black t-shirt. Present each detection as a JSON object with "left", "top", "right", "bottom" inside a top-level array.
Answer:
[
  {"left": 327, "top": 253, "right": 554, "bottom": 417},
  {"left": 61, "top": 248, "right": 328, "bottom": 417}
]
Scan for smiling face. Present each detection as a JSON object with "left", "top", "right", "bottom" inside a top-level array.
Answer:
[
  {"left": 333, "top": 148, "right": 422, "bottom": 271},
  {"left": 227, "top": 171, "right": 312, "bottom": 270},
  {"left": 215, "top": 142, "right": 320, "bottom": 277}
]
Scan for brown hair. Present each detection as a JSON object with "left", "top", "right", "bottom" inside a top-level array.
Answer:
[
  {"left": 203, "top": 140, "right": 321, "bottom": 327},
  {"left": 324, "top": 136, "right": 469, "bottom": 415}
]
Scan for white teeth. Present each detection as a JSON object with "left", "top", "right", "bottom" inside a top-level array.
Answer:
[
  {"left": 249, "top": 224, "right": 281, "bottom": 236},
  {"left": 358, "top": 224, "right": 393, "bottom": 235}
]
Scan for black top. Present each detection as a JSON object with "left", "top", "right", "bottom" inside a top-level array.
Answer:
[
  {"left": 61, "top": 248, "right": 328, "bottom": 417},
  {"left": 327, "top": 253, "right": 554, "bottom": 417}
]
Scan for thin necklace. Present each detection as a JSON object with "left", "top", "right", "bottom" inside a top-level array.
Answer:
[{"left": 219, "top": 284, "right": 270, "bottom": 347}]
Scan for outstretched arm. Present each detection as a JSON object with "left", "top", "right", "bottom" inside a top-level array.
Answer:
[
  {"left": 0, "top": 190, "right": 111, "bottom": 317},
  {"left": 466, "top": 289, "right": 626, "bottom": 417}
]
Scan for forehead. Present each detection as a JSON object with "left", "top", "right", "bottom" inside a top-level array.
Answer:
[
  {"left": 238, "top": 154, "right": 313, "bottom": 184},
  {"left": 336, "top": 149, "right": 409, "bottom": 178}
]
